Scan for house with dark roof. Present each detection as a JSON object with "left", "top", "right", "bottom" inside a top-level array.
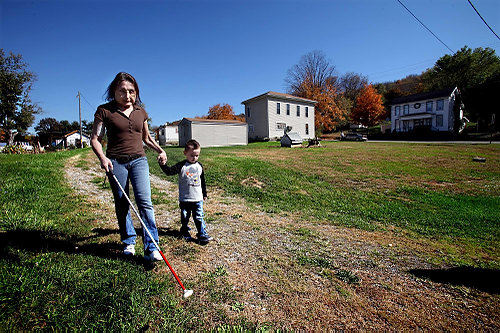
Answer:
[
  {"left": 241, "top": 91, "right": 316, "bottom": 141},
  {"left": 54, "top": 130, "right": 91, "bottom": 148},
  {"left": 390, "top": 87, "right": 465, "bottom": 134}
]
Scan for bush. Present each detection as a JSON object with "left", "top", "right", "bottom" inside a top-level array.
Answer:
[{"left": 1, "top": 145, "right": 28, "bottom": 154}]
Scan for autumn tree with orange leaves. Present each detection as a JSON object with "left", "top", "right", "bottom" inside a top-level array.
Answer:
[
  {"left": 286, "top": 50, "right": 348, "bottom": 133},
  {"left": 205, "top": 103, "right": 244, "bottom": 121},
  {"left": 297, "top": 78, "right": 349, "bottom": 133},
  {"left": 351, "top": 84, "right": 386, "bottom": 127}
]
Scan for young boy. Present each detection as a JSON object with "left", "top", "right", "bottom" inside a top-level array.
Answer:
[{"left": 159, "top": 139, "right": 212, "bottom": 244}]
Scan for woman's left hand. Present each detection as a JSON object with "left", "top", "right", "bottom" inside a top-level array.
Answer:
[{"left": 157, "top": 150, "right": 167, "bottom": 165}]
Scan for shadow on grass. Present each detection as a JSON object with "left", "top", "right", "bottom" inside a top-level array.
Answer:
[
  {"left": 0, "top": 226, "right": 185, "bottom": 269},
  {"left": 408, "top": 267, "right": 500, "bottom": 294}
]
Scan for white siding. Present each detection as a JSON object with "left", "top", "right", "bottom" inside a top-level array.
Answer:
[
  {"left": 267, "top": 98, "right": 315, "bottom": 139},
  {"left": 66, "top": 133, "right": 90, "bottom": 146},
  {"left": 245, "top": 98, "right": 268, "bottom": 139},
  {"left": 191, "top": 123, "right": 247, "bottom": 147},
  {"left": 158, "top": 126, "right": 179, "bottom": 145}
]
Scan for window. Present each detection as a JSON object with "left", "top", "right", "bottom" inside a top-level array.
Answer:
[
  {"left": 277, "top": 103, "right": 280, "bottom": 114},
  {"left": 249, "top": 124, "right": 254, "bottom": 133},
  {"left": 436, "top": 99, "right": 444, "bottom": 111},
  {"left": 246, "top": 106, "right": 251, "bottom": 117},
  {"left": 404, "top": 104, "right": 409, "bottom": 115},
  {"left": 276, "top": 122, "right": 286, "bottom": 130},
  {"left": 296, "top": 105, "right": 300, "bottom": 117},
  {"left": 286, "top": 104, "right": 290, "bottom": 115},
  {"left": 426, "top": 101, "right": 433, "bottom": 112},
  {"left": 436, "top": 115, "right": 443, "bottom": 127},
  {"left": 305, "top": 124, "right": 309, "bottom": 135},
  {"left": 305, "top": 107, "right": 309, "bottom": 117},
  {"left": 395, "top": 106, "right": 401, "bottom": 116},
  {"left": 403, "top": 120, "right": 409, "bottom": 131}
]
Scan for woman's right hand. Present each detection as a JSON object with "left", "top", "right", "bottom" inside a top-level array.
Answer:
[{"left": 100, "top": 157, "right": 113, "bottom": 172}]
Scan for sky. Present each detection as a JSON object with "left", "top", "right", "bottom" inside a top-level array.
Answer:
[{"left": 1, "top": 0, "right": 499, "bottom": 132}]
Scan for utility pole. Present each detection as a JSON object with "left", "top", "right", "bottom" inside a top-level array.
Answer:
[{"left": 77, "top": 91, "right": 82, "bottom": 148}]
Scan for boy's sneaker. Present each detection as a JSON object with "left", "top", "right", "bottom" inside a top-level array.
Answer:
[
  {"left": 144, "top": 250, "right": 162, "bottom": 262},
  {"left": 123, "top": 244, "right": 136, "bottom": 256},
  {"left": 180, "top": 230, "right": 192, "bottom": 241}
]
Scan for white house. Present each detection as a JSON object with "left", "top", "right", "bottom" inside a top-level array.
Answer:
[
  {"left": 390, "top": 87, "right": 465, "bottom": 134},
  {"left": 178, "top": 118, "right": 248, "bottom": 147},
  {"left": 55, "top": 130, "right": 90, "bottom": 147},
  {"left": 241, "top": 91, "right": 316, "bottom": 141},
  {"left": 158, "top": 123, "right": 179, "bottom": 145}
]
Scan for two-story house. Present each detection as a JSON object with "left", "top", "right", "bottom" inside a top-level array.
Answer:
[
  {"left": 241, "top": 91, "right": 316, "bottom": 141},
  {"left": 390, "top": 87, "right": 464, "bottom": 134}
]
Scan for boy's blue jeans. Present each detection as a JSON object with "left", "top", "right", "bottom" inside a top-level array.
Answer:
[
  {"left": 179, "top": 201, "right": 208, "bottom": 239},
  {"left": 110, "top": 157, "right": 159, "bottom": 253}
]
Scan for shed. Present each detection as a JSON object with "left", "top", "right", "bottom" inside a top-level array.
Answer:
[
  {"left": 281, "top": 132, "right": 303, "bottom": 148},
  {"left": 158, "top": 124, "right": 179, "bottom": 145},
  {"left": 178, "top": 118, "right": 248, "bottom": 147},
  {"left": 55, "top": 130, "right": 91, "bottom": 148}
]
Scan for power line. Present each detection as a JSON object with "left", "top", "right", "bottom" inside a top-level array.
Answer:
[
  {"left": 368, "top": 59, "right": 436, "bottom": 79},
  {"left": 395, "top": 0, "right": 454, "bottom": 53},
  {"left": 77, "top": 92, "right": 96, "bottom": 118},
  {"left": 467, "top": 0, "right": 500, "bottom": 41}
]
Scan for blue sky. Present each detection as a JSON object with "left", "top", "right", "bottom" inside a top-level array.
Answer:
[{"left": 1, "top": 0, "right": 499, "bottom": 132}]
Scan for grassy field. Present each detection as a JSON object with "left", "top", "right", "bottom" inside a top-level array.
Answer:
[
  {"left": 1, "top": 141, "right": 499, "bottom": 330},
  {"left": 149, "top": 141, "right": 499, "bottom": 266}
]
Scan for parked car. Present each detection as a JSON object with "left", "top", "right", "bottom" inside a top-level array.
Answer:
[{"left": 340, "top": 132, "right": 367, "bottom": 141}]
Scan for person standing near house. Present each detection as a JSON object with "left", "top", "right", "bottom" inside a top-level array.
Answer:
[
  {"left": 158, "top": 139, "right": 212, "bottom": 244},
  {"left": 90, "top": 72, "right": 167, "bottom": 262}
]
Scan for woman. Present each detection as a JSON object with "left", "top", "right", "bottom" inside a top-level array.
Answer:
[{"left": 90, "top": 72, "right": 167, "bottom": 261}]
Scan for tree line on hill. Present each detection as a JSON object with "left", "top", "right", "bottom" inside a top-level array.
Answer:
[{"left": 200, "top": 46, "right": 499, "bottom": 135}]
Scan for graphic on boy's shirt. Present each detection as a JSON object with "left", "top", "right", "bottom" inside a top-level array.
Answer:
[{"left": 185, "top": 165, "right": 200, "bottom": 186}]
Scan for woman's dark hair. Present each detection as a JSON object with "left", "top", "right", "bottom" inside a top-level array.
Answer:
[{"left": 104, "top": 72, "right": 142, "bottom": 105}]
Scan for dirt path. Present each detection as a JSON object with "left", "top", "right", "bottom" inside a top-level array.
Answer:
[{"left": 65, "top": 150, "right": 499, "bottom": 331}]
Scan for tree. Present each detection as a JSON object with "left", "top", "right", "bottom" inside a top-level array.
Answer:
[
  {"left": 82, "top": 120, "right": 94, "bottom": 134},
  {"left": 285, "top": 50, "right": 337, "bottom": 95},
  {"left": 0, "top": 49, "right": 41, "bottom": 145},
  {"left": 206, "top": 103, "right": 239, "bottom": 120},
  {"left": 35, "top": 117, "right": 63, "bottom": 146},
  {"left": 339, "top": 72, "right": 368, "bottom": 102},
  {"left": 350, "top": 84, "right": 385, "bottom": 127},
  {"left": 285, "top": 51, "right": 348, "bottom": 133},
  {"left": 421, "top": 46, "right": 500, "bottom": 126},
  {"left": 421, "top": 46, "right": 500, "bottom": 91}
]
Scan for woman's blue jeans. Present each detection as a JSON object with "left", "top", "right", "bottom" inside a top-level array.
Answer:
[{"left": 110, "top": 157, "right": 159, "bottom": 253}]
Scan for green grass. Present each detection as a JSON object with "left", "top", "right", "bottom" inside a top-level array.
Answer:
[
  {"left": 148, "top": 142, "right": 500, "bottom": 261},
  {"left": 0, "top": 150, "right": 189, "bottom": 330},
  {"left": 2, "top": 142, "right": 498, "bottom": 330}
]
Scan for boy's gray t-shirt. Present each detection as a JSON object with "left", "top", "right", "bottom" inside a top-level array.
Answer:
[
  {"left": 160, "top": 160, "right": 207, "bottom": 202},
  {"left": 178, "top": 162, "right": 204, "bottom": 202}
]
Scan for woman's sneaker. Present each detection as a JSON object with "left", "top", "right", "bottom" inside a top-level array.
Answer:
[
  {"left": 198, "top": 235, "right": 213, "bottom": 245},
  {"left": 144, "top": 250, "right": 162, "bottom": 262},
  {"left": 123, "top": 244, "right": 136, "bottom": 255}
]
